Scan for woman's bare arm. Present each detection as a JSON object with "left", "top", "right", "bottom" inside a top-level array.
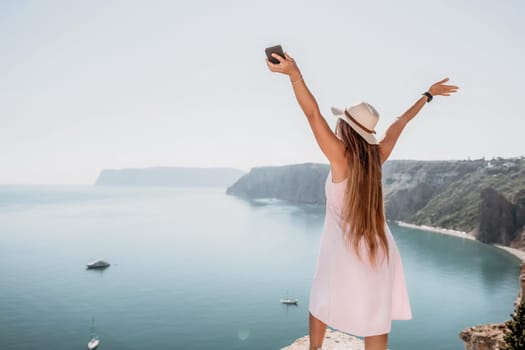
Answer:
[
  {"left": 379, "top": 77, "right": 459, "bottom": 164},
  {"left": 378, "top": 95, "right": 427, "bottom": 164},
  {"left": 266, "top": 52, "right": 346, "bottom": 164}
]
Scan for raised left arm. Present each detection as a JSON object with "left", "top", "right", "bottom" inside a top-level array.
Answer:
[{"left": 378, "top": 95, "right": 427, "bottom": 164}]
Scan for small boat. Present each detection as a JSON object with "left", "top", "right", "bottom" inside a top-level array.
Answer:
[
  {"left": 86, "top": 259, "right": 110, "bottom": 270},
  {"left": 88, "top": 335, "right": 100, "bottom": 350},
  {"left": 87, "top": 317, "right": 100, "bottom": 350},
  {"left": 280, "top": 290, "right": 298, "bottom": 305},
  {"left": 280, "top": 298, "right": 298, "bottom": 305}
]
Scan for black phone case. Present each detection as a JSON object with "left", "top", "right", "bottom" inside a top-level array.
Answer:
[{"left": 265, "top": 45, "right": 285, "bottom": 64}]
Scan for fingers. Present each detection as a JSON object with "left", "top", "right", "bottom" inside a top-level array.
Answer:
[
  {"left": 432, "top": 77, "right": 450, "bottom": 87},
  {"left": 431, "top": 78, "right": 459, "bottom": 94},
  {"left": 271, "top": 52, "right": 285, "bottom": 63},
  {"left": 265, "top": 57, "right": 287, "bottom": 74},
  {"left": 428, "top": 77, "right": 459, "bottom": 97},
  {"left": 265, "top": 58, "right": 278, "bottom": 71},
  {"left": 444, "top": 86, "right": 459, "bottom": 91}
]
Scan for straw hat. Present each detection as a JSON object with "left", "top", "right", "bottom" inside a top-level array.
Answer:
[{"left": 330, "top": 102, "right": 380, "bottom": 145}]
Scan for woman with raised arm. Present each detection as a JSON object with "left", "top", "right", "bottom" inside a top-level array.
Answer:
[{"left": 266, "top": 51, "right": 458, "bottom": 350}]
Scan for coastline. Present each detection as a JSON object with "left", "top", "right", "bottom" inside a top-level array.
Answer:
[
  {"left": 493, "top": 244, "right": 525, "bottom": 263},
  {"left": 393, "top": 220, "right": 475, "bottom": 240},
  {"left": 393, "top": 220, "right": 525, "bottom": 263}
]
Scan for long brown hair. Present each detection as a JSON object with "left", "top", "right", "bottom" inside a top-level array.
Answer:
[{"left": 335, "top": 119, "right": 390, "bottom": 269}]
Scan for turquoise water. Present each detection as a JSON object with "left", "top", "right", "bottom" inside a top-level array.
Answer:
[{"left": 0, "top": 185, "right": 519, "bottom": 350}]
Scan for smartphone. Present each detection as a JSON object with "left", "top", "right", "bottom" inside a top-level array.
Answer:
[{"left": 265, "top": 45, "right": 285, "bottom": 64}]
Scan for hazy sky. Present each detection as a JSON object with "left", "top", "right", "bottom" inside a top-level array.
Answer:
[{"left": 1, "top": 0, "right": 524, "bottom": 184}]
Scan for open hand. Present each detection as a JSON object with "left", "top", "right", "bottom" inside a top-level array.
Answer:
[
  {"left": 428, "top": 77, "right": 459, "bottom": 96},
  {"left": 265, "top": 52, "right": 301, "bottom": 77}
]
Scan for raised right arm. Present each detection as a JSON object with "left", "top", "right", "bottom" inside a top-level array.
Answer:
[{"left": 266, "top": 52, "right": 346, "bottom": 164}]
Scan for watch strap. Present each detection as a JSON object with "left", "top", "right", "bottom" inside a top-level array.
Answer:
[{"left": 422, "top": 91, "right": 433, "bottom": 102}]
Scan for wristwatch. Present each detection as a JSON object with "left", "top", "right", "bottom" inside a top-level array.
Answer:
[{"left": 422, "top": 91, "right": 433, "bottom": 103}]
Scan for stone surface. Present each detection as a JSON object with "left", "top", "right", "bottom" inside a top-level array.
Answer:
[
  {"left": 280, "top": 328, "right": 366, "bottom": 350},
  {"left": 459, "top": 323, "right": 508, "bottom": 350}
]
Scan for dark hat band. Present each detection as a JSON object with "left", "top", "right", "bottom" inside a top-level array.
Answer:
[{"left": 343, "top": 109, "right": 376, "bottom": 134}]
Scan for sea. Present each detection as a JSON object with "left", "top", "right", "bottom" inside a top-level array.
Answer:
[{"left": 0, "top": 185, "right": 519, "bottom": 350}]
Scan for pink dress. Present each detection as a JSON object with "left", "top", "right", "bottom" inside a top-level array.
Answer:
[{"left": 308, "top": 170, "right": 412, "bottom": 337}]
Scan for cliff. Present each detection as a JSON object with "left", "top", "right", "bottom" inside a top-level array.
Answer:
[
  {"left": 226, "top": 157, "right": 525, "bottom": 248},
  {"left": 225, "top": 162, "right": 328, "bottom": 204},
  {"left": 94, "top": 166, "right": 245, "bottom": 187},
  {"left": 476, "top": 188, "right": 525, "bottom": 246},
  {"left": 382, "top": 157, "right": 525, "bottom": 233}
]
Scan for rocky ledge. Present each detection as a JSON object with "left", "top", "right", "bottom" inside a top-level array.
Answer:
[
  {"left": 281, "top": 328, "right": 366, "bottom": 350},
  {"left": 459, "top": 323, "right": 507, "bottom": 350}
]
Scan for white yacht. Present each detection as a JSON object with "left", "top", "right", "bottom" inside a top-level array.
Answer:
[{"left": 86, "top": 259, "right": 110, "bottom": 270}]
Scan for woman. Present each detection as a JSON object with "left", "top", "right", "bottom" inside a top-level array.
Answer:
[{"left": 266, "top": 51, "right": 458, "bottom": 350}]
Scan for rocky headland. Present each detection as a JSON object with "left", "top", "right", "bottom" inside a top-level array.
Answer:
[
  {"left": 95, "top": 166, "right": 245, "bottom": 187},
  {"left": 225, "top": 162, "right": 328, "bottom": 204},
  {"left": 226, "top": 157, "right": 525, "bottom": 252}
]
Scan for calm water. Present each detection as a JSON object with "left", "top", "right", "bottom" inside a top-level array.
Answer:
[{"left": 0, "top": 185, "right": 519, "bottom": 350}]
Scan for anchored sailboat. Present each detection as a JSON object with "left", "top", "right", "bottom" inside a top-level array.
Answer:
[{"left": 87, "top": 317, "right": 100, "bottom": 350}]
